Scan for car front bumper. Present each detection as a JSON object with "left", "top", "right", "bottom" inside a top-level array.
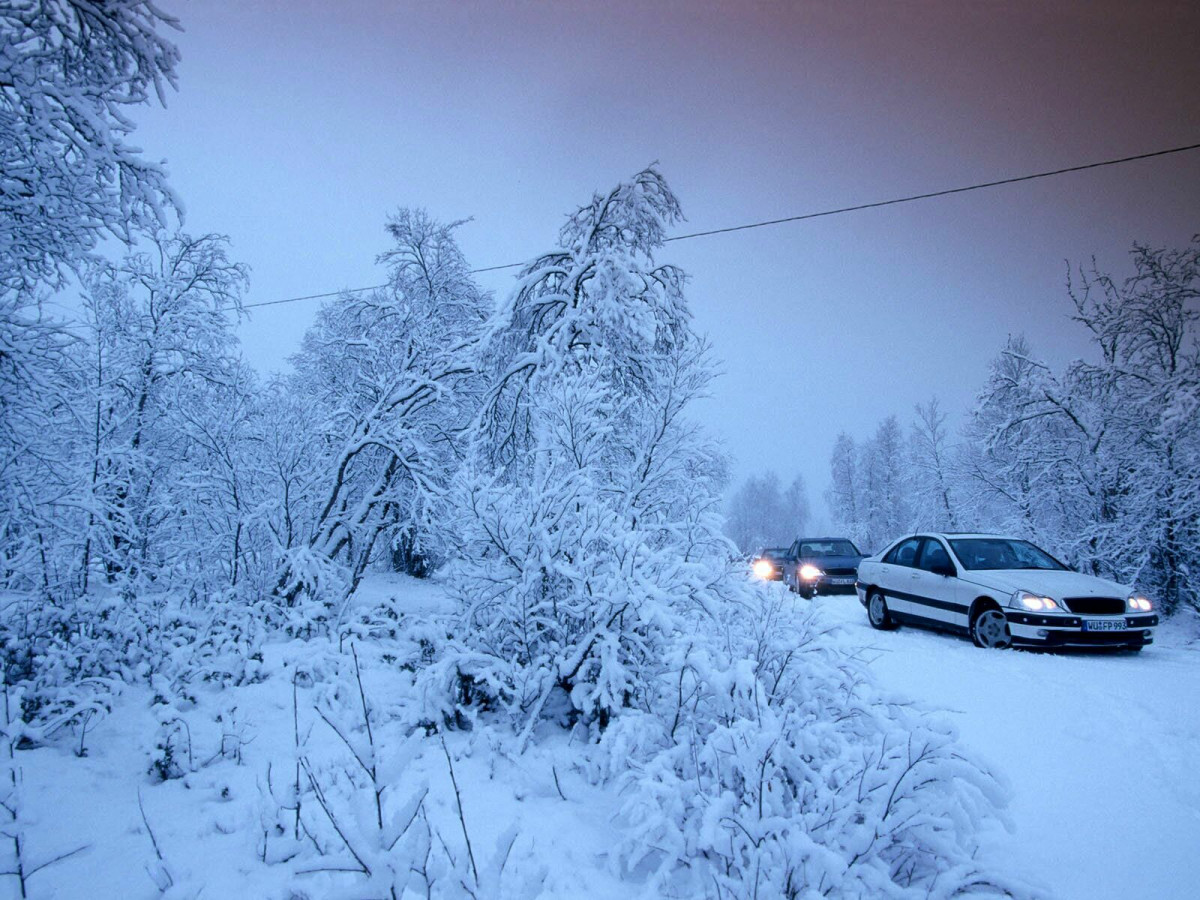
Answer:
[
  {"left": 798, "top": 576, "right": 858, "bottom": 596},
  {"left": 1007, "top": 612, "right": 1159, "bottom": 649}
]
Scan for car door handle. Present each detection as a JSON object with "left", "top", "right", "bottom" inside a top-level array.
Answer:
[{"left": 910, "top": 571, "right": 919, "bottom": 578}]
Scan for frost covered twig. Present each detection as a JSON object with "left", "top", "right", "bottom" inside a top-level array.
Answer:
[{"left": 440, "top": 733, "right": 478, "bottom": 886}]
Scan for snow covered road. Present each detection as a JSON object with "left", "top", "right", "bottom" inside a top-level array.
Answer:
[{"left": 812, "top": 594, "right": 1200, "bottom": 900}]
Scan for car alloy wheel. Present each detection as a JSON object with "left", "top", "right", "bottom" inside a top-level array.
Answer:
[
  {"left": 868, "top": 591, "right": 896, "bottom": 630},
  {"left": 972, "top": 609, "right": 1012, "bottom": 649}
]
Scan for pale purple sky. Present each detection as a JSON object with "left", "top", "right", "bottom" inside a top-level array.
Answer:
[{"left": 128, "top": 0, "right": 1200, "bottom": 521}]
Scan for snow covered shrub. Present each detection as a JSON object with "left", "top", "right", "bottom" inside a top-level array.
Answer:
[
  {"left": 275, "top": 547, "right": 350, "bottom": 638},
  {"left": 450, "top": 375, "right": 703, "bottom": 733},
  {"left": 0, "top": 593, "right": 132, "bottom": 739},
  {"left": 180, "top": 599, "right": 266, "bottom": 689},
  {"left": 605, "top": 588, "right": 1039, "bottom": 899},
  {"left": 148, "top": 717, "right": 190, "bottom": 782},
  {"left": 0, "top": 584, "right": 265, "bottom": 762},
  {"left": 286, "top": 647, "right": 460, "bottom": 898}
]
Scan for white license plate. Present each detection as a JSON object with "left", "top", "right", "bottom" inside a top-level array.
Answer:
[
  {"left": 1082, "top": 618, "right": 1126, "bottom": 632},
  {"left": 831, "top": 577, "right": 855, "bottom": 585}
]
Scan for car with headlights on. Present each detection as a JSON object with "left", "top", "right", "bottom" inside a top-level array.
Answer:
[
  {"left": 782, "top": 537, "right": 865, "bottom": 598},
  {"left": 855, "top": 533, "right": 1158, "bottom": 650},
  {"left": 751, "top": 547, "right": 793, "bottom": 583}
]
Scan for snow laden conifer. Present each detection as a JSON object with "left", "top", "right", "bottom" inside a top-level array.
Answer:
[{"left": 826, "top": 417, "right": 915, "bottom": 554}]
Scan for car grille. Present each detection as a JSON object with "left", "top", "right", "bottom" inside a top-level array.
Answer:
[
  {"left": 823, "top": 567, "right": 858, "bottom": 578},
  {"left": 1063, "top": 597, "right": 1125, "bottom": 615}
]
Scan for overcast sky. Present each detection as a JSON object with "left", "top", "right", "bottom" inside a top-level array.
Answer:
[{"left": 124, "top": 0, "right": 1200, "bottom": 526}]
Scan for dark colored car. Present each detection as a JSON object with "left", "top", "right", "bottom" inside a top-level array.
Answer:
[
  {"left": 783, "top": 537, "right": 865, "bottom": 598},
  {"left": 751, "top": 547, "right": 793, "bottom": 583}
]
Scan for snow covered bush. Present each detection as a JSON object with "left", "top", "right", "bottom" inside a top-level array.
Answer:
[{"left": 603, "top": 588, "right": 1038, "bottom": 898}]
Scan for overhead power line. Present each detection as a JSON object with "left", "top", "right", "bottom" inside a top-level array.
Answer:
[
  {"left": 241, "top": 141, "right": 1200, "bottom": 311},
  {"left": 661, "top": 142, "right": 1200, "bottom": 243}
]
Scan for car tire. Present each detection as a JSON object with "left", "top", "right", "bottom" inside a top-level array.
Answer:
[
  {"left": 867, "top": 590, "right": 897, "bottom": 630},
  {"left": 970, "top": 606, "right": 1012, "bottom": 649}
]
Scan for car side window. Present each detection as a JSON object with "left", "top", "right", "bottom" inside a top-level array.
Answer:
[
  {"left": 884, "top": 537, "right": 922, "bottom": 567},
  {"left": 917, "top": 539, "right": 953, "bottom": 573}
]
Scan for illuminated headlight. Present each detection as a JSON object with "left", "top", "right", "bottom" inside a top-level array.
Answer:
[
  {"left": 1127, "top": 593, "right": 1153, "bottom": 612},
  {"left": 799, "top": 564, "right": 824, "bottom": 581},
  {"left": 1012, "top": 590, "right": 1060, "bottom": 612},
  {"left": 752, "top": 559, "right": 774, "bottom": 579}
]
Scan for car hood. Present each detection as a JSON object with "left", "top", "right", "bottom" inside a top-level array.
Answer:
[
  {"left": 958, "top": 568, "right": 1130, "bottom": 600},
  {"left": 802, "top": 554, "right": 864, "bottom": 570}
]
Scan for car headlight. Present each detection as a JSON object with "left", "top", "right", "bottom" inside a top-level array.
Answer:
[
  {"left": 1127, "top": 593, "right": 1153, "bottom": 612},
  {"left": 1011, "top": 590, "right": 1060, "bottom": 612},
  {"left": 799, "top": 563, "right": 824, "bottom": 580},
  {"left": 752, "top": 559, "right": 774, "bottom": 579}
]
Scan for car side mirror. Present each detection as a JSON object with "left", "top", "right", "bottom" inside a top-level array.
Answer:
[{"left": 932, "top": 563, "right": 956, "bottom": 578}]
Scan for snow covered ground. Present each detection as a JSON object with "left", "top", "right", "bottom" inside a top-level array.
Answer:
[
  {"left": 810, "top": 593, "right": 1200, "bottom": 900},
  {"left": 9, "top": 575, "right": 1198, "bottom": 899},
  {"left": 9, "top": 575, "right": 633, "bottom": 900}
]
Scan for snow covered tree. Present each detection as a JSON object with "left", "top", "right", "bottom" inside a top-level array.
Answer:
[
  {"left": 724, "top": 471, "right": 810, "bottom": 553},
  {"left": 1, "top": 0, "right": 181, "bottom": 298},
  {"left": 444, "top": 168, "right": 734, "bottom": 732},
  {"left": 278, "top": 210, "right": 489, "bottom": 612},
  {"left": 0, "top": 295, "right": 81, "bottom": 595},
  {"left": 962, "top": 331, "right": 1146, "bottom": 585},
  {"left": 908, "top": 396, "right": 960, "bottom": 530},
  {"left": 1, "top": 0, "right": 190, "bottom": 605},
  {"left": 783, "top": 474, "right": 811, "bottom": 537},
  {"left": 1064, "top": 239, "right": 1200, "bottom": 611},
  {"left": 959, "top": 241, "right": 1200, "bottom": 613},
  {"left": 859, "top": 415, "right": 910, "bottom": 551},
  {"left": 476, "top": 168, "right": 689, "bottom": 467},
  {"left": 169, "top": 361, "right": 274, "bottom": 596},
  {"left": 78, "top": 231, "right": 248, "bottom": 589},
  {"left": 825, "top": 432, "right": 864, "bottom": 546},
  {"left": 827, "top": 418, "right": 913, "bottom": 554}
]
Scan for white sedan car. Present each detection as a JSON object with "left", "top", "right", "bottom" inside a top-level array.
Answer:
[{"left": 855, "top": 533, "right": 1158, "bottom": 650}]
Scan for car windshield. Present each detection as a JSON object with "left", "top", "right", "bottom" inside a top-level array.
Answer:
[
  {"left": 758, "top": 548, "right": 789, "bottom": 559},
  {"left": 798, "top": 540, "right": 860, "bottom": 557},
  {"left": 948, "top": 538, "right": 1067, "bottom": 571}
]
